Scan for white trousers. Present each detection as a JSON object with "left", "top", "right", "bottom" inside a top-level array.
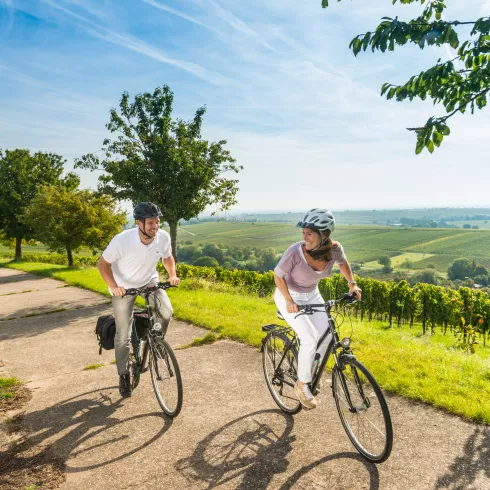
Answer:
[{"left": 274, "top": 288, "right": 332, "bottom": 383}]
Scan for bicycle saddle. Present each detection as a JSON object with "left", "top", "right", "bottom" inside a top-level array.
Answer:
[{"left": 276, "top": 310, "right": 285, "bottom": 321}]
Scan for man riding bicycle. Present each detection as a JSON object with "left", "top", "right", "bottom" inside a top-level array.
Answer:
[{"left": 97, "top": 202, "right": 180, "bottom": 398}]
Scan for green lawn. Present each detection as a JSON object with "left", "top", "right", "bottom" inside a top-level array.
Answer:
[{"left": 1, "top": 259, "right": 489, "bottom": 424}]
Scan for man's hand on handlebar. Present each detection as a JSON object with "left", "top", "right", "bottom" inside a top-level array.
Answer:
[
  {"left": 110, "top": 286, "right": 126, "bottom": 297},
  {"left": 168, "top": 275, "right": 180, "bottom": 286}
]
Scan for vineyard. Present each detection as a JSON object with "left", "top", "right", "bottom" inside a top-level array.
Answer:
[
  {"left": 170, "top": 263, "right": 490, "bottom": 347},
  {"left": 176, "top": 222, "right": 490, "bottom": 271},
  {"left": 3, "top": 250, "right": 487, "bottom": 344}
]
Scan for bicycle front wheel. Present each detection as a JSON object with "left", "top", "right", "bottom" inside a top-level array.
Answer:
[
  {"left": 332, "top": 357, "right": 393, "bottom": 463},
  {"left": 150, "top": 339, "right": 183, "bottom": 417},
  {"left": 262, "top": 331, "right": 302, "bottom": 414}
]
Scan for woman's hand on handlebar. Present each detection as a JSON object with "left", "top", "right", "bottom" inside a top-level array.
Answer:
[
  {"left": 286, "top": 300, "right": 299, "bottom": 314},
  {"left": 110, "top": 286, "right": 126, "bottom": 297},
  {"left": 349, "top": 284, "right": 362, "bottom": 300}
]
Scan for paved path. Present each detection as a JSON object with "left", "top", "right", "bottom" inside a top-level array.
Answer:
[{"left": 0, "top": 268, "right": 488, "bottom": 489}]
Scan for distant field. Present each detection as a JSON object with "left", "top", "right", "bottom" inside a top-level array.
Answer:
[
  {"left": 450, "top": 220, "right": 490, "bottom": 230},
  {"left": 175, "top": 222, "right": 490, "bottom": 272},
  {"left": 214, "top": 208, "right": 490, "bottom": 225},
  {"left": 3, "top": 220, "right": 489, "bottom": 275}
]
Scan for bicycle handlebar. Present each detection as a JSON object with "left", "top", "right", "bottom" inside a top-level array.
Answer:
[
  {"left": 124, "top": 281, "right": 177, "bottom": 296},
  {"left": 295, "top": 293, "right": 359, "bottom": 317}
]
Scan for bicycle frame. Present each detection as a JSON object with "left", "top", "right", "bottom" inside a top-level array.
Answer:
[
  {"left": 129, "top": 286, "right": 171, "bottom": 383},
  {"left": 265, "top": 297, "right": 368, "bottom": 412}
]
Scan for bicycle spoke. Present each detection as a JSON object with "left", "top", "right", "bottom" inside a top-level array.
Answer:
[
  {"left": 262, "top": 331, "right": 301, "bottom": 414},
  {"left": 150, "top": 338, "right": 183, "bottom": 417}
]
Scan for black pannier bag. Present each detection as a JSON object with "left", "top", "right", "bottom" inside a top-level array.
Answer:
[
  {"left": 95, "top": 315, "right": 116, "bottom": 354},
  {"left": 134, "top": 310, "right": 151, "bottom": 339}
]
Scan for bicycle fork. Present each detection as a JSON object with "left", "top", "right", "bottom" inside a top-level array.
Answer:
[{"left": 335, "top": 356, "right": 371, "bottom": 413}]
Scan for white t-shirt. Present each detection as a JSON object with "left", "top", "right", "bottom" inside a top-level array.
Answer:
[{"left": 102, "top": 228, "right": 172, "bottom": 288}]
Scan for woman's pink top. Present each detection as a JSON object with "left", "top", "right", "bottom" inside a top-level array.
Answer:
[{"left": 274, "top": 241, "right": 347, "bottom": 293}]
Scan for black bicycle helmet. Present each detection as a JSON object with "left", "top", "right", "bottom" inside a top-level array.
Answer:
[{"left": 133, "top": 202, "right": 162, "bottom": 220}]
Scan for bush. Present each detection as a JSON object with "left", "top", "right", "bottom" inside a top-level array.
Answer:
[
  {"left": 0, "top": 252, "right": 98, "bottom": 267},
  {"left": 409, "top": 269, "right": 439, "bottom": 286},
  {"left": 193, "top": 256, "right": 220, "bottom": 268}
]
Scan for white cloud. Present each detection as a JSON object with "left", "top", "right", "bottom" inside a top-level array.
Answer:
[
  {"left": 141, "top": 0, "right": 209, "bottom": 29},
  {"left": 40, "top": 0, "right": 231, "bottom": 86}
]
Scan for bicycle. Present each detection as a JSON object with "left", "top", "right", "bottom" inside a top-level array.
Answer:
[
  {"left": 261, "top": 293, "right": 393, "bottom": 463},
  {"left": 124, "top": 281, "right": 183, "bottom": 418}
]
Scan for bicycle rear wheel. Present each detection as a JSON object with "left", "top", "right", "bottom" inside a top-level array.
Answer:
[
  {"left": 150, "top": 338, "right": 183, "bottom": 417},
  {"left": 332, "top": 357, "right": 393, "bottom": 463},
  {"left": 262, "top": 331, "right": 302, "bottom": 414}
]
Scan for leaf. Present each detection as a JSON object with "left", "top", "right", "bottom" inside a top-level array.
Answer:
[{"left": 427, "top": 139, "right": 435, "bottom": 153}]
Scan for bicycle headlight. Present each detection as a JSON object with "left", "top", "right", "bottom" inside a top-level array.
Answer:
[{"left": 341, "top": 337, "right": 351, "bottom": 349}]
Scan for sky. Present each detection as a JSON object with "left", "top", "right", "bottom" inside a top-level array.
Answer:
[{"left": 1, "top": 0, "right": 490, "bottom": 215}]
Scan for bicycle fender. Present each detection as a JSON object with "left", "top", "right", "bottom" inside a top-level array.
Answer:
[{"left": 338, "top": 353, "right": 356, "bottom": 369}]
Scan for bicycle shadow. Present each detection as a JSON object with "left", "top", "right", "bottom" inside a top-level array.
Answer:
[
  {"left": 434, "top": 425, "right": 489, "bottom": 490},
  {"left": 277, "top": 452, "right": 380, "bottom": 489},
  {"left": 2, "top": 386, "right": 173, "bottom": 473},
  {"left": 175, "top": 409, "right": 379, "bottom": 489},
  {"left": 176, "top": 409, "right": 295, "bottom": 489}
]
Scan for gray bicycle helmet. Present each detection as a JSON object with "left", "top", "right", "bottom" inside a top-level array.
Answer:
[{"left": 297, "top": 208, "right": 335, "bottom": 232}]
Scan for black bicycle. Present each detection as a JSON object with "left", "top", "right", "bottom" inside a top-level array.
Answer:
[
  {"left": 124, "top": 281, "right": 183, "bottom": 418},
  {"left": 261, "top": 293, "right": 393, "bottom": 463}
]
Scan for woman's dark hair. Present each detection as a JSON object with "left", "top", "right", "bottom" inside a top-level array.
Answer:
[{"left": 305, "top": 229, "right": 334, "bottom": 261}]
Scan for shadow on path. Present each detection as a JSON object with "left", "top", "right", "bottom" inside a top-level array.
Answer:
[
  {"left": 434, "top": 425, "right": 489, "bottom": 490},
  {"left": 0, "top": 303, "right": 111, "bottom": 341},
  {"left": 1, "top": 387, "right": 172, "bottom": 474},
  {"left": 176, "top": 409, "right": 294, "bottom": 489},
  {"left": 176, "top": 409, "right": 379, "bottom": 489},
  {"left": 277, "top": 451, "right": 380, "bottom": 490}
]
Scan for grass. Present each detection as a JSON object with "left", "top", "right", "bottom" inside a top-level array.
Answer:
[
  {"left": 82, "top": 363, "right": 106, "bottom": 371},
  {"left": 1, "top": 259, "right": 489, "bottom": 424},
  {"left": 176, "top": 332, "right": 220, "bottom": 350},
  {"left": 0, "top": 376, "right": 21, "bottom": 400},
  {"left": 25, "top": 308, "right": 67, "bottom": 318}
]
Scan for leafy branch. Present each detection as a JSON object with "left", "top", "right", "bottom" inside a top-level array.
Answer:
[{"left": 321, "top": 1, "right": 490, "bottom": 153}]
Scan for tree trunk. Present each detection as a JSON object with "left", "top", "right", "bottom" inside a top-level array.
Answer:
[
  {"left": 15, "top": 237, "right": 22, "bottom": 260},
  {"left": 67, "top": 248, "right": 74, "bottom": 267},
  {"left": 169, "top": 220, "right": 178, "bottom": 262},
  {"left": 388, "top": 290, "right": 393, "bottom": 327}
]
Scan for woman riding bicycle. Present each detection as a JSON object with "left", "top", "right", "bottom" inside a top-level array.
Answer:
[{"left": 274, "top": 208, "right": 362, "bottom": 409}]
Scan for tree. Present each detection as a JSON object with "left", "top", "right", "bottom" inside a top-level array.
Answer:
[
  {"left": 463, "top": 224, "right": 471, "bottom": 229},
  {"left": 322, "top": 1, "right": 490, "bottom": 154},
  {"left": 75, "top": 85, "right": 242, "bottom": 260},
  {"left": 202, "top": 243, "right": 225, "bottom": 264},
  {"left": 409, "top": 268, "right": 439, "bottom": 286},
  {"left": 0, "top": 149, "right": 79, "bottom": 260},
  {"left": 378, "top": 255, "right": 393, "bottom": 273},
  {"left": 193, "top": 256, "right": 219, "bottom": 268},
  {"left": 447, "top": 258, "right": 474, "bottom": 281},
  {"left": 257, "top": 247, "right": 277, "bottom": 272},
  {"left": 22, "top": 186, "right": 126, "bottom": 266}
]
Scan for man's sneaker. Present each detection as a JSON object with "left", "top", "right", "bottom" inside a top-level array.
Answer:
[
  {"left": 119, "top": 374, "right": 132, "bottom": 398},
  {"left": 294, "top": 381, "right": 317, "bottom": 409}
]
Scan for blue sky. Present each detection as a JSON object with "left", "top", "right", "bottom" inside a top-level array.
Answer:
[{"left": 1, "top": 0, "right": 490, "bottom": 214}]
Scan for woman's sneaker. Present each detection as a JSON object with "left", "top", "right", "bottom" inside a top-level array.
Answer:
[{"left": 294, "top": 381, "right": 317, "bottom": 409}]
